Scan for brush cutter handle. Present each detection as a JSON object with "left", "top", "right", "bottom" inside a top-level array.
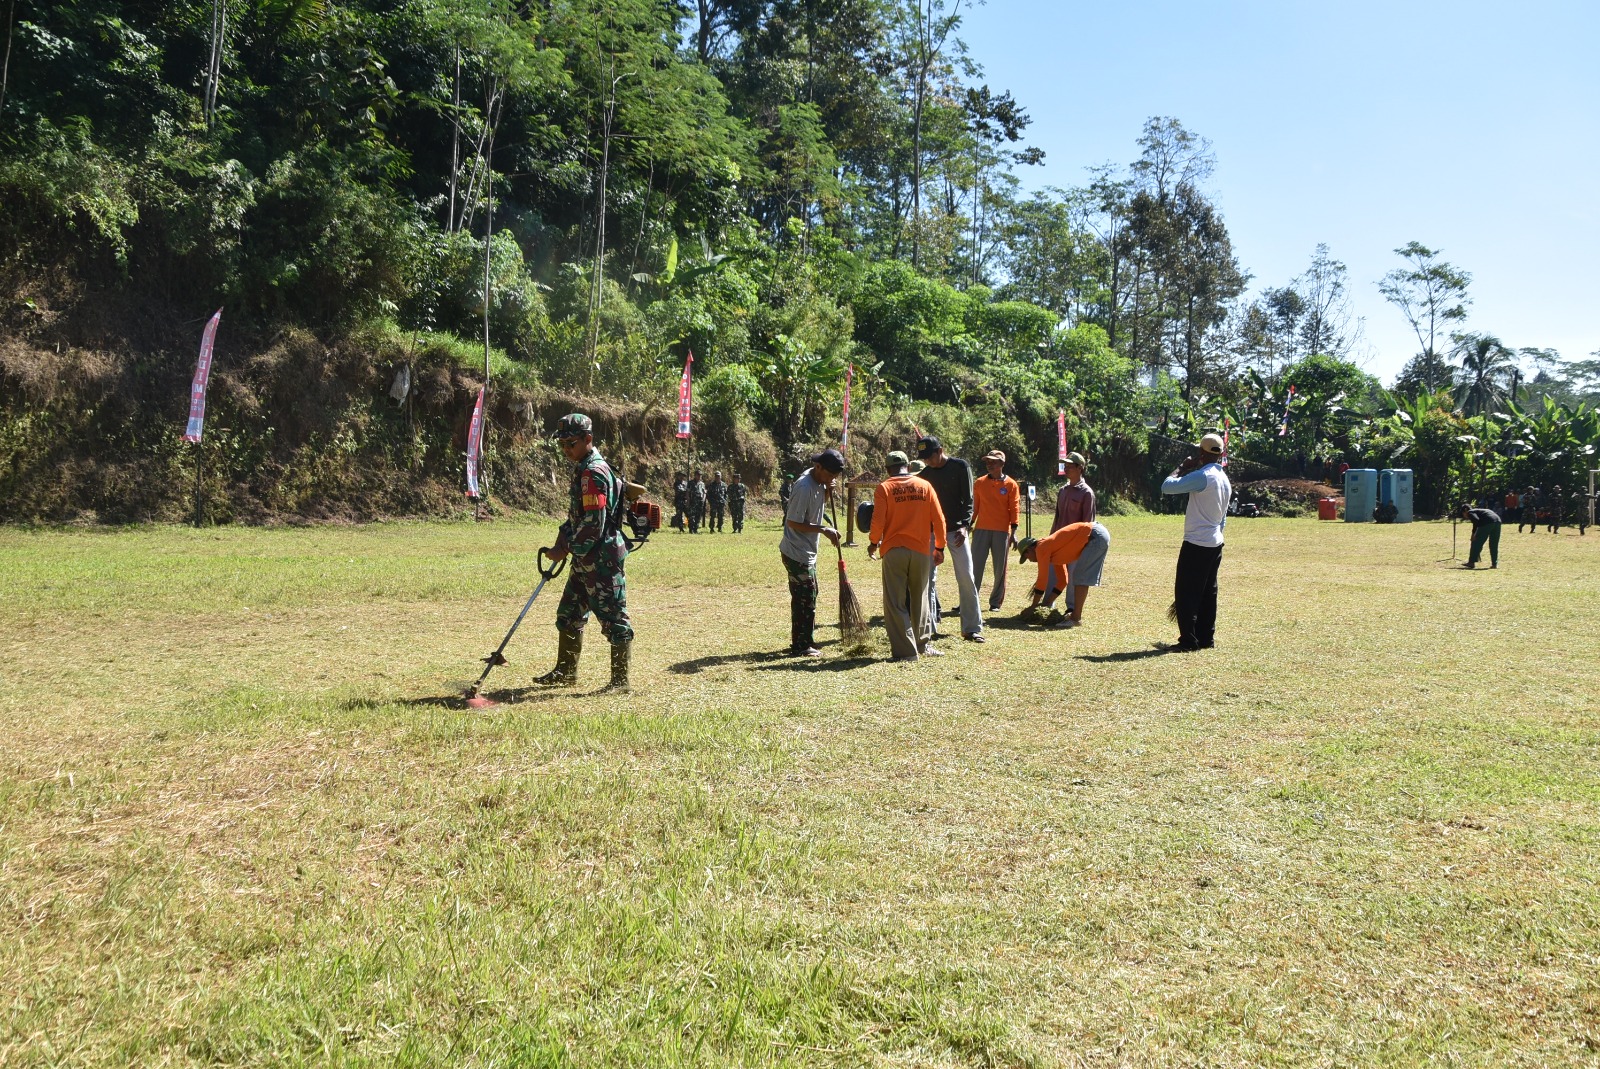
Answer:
[{"left": 537, "top": 546, "right": 567, "bottom": 581}]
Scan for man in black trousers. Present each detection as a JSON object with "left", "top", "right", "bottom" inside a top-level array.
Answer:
[{"left": 1160, "top": 433, "right": 1231, "bottom": 651}]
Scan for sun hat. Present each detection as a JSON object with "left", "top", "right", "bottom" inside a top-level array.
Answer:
[{"left": 983, "top": 449, "right": 1006, "bottom": 463}]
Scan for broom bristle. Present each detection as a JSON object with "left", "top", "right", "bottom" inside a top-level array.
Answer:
[{"left": 837, "top": 570, "right": 871, "bottom": 650}]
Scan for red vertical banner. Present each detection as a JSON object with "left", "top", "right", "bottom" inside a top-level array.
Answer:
[
  {"left": 465, "top": 388, "right": 486, "bottom": 498},
  {"left": 1222, "top": 416, "right": 1231, "bottom": 467},
  {"left": 675, "top": 351, "right": 694, "bottom": 439},
  {"left": 1277, "top": 384, "right": 1296, "bottom": 437},
  {"left": 1056, "top": 410, "right": 1067, "bottom": 475},
  {"left": 182, "top": 309, "right": 223, "bottom": 443},
  {"left": 839, "top": 363, "right": 853, "bottom": 452}
]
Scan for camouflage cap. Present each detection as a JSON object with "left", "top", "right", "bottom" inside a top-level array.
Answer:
[
  {"left": 554, "top": 413, "right": 592, "bottom": 440},
  {"left": 1015, "top": 536, "right": 1039, "bottom": 560}
]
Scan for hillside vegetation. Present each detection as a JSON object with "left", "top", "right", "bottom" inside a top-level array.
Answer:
[{"left": 2, "top": 1, "right": 1596, "bottom": 521}]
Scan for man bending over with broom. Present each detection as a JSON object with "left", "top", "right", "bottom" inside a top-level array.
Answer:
[
  {"left": 868, "top": 451, "right": 947, "bottom": 661},
  {"left": 779, "top": 448, "right": 844, "bottom": 657}
]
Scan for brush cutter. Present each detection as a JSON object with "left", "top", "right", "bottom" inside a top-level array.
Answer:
[{"left": 465, "top": 547, "right": 567, "bottom": 709}]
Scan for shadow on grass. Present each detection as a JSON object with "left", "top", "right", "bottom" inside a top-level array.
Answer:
[
  {"left": 343, "top": 688, "right": 571, "bottom": 712},
  {"left": 670, "top": 639, "right": 878, "bottom": 675},
  {"left": 1076, "top": 644, "right": 1183, "bottom": 663},
  {"left": 749, "top": 655, "right": 878, "bottom": 673}
]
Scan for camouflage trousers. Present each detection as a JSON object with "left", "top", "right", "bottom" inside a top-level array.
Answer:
[
  {"left": 781, "top": 552, "right": 818, "bottom": 652},
  {"left": 555, "top": 546, "right": 633, "bottom": 644},
  {"left": 730, "top": 503, "right": 745, "bottom": 532}
]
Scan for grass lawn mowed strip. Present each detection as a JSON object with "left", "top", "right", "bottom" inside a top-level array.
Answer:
[{"left": 2, "top": 516, "right": 1597, "bottom": 1066}]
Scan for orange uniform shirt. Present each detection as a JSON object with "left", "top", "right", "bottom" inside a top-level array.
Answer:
[
  {"left": 871, "top": 474, "right": 947, "bottom": 557},
  {"left": 1032, "top": 521, "right": 1093, "bottom": 591},
  {"left": 973, "top": 474, "right": 1021, "bottom": 532}
]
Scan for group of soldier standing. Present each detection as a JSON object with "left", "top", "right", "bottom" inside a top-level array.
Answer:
[{"left": 672, "top": 470, "right": 747, "bottom": 534}]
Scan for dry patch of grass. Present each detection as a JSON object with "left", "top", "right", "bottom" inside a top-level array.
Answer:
[{"left": 2, "top": 517, "right": 1598, "bottom": 1066}]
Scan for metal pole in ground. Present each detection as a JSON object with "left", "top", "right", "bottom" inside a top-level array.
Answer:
[{"left": 193, "top": 442, "right": 204, "bottom": 528}]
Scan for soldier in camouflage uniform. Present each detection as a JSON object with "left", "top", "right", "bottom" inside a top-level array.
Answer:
[
  {"left": 689, "top": 470, "right": 708, "bottom": 533},
  {"left": 707, "top": 471, "right": 728, "bottom": 532},
  {"left": 728, "top": 473, "right": 748, "bottom": 533},
  {"left": 534, "top": 413, "right": 633, "bottom": 692}
]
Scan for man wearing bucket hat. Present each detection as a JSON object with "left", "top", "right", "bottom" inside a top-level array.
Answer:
[
  {"left": 867, "top": 450, "right": 947, "bottom": 661},
  {"left": 535, "top": 413, "right": 634, "bottom": 691},
  {"left": 1160, "top": 431, "right": 1231, "bottom": 651},
  {"left": 970, "top": 449, "right": 1020, "bottom": 611},
  {"left": 779, "top": 448, "right": 844, "bottom": 657},
  {"left": 1048, "top": 450, "right": 1096, "bottom": 610},
  {"left": 1015, "top": 521, "right": 1111, "bottom": 628}
]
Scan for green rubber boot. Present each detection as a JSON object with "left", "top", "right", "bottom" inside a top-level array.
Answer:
[
  {"left": 597, "top": 639, "right": 630, "bottom": 694},
  {"left": 533, "top": 628, "right": 581, "bottom": 687}
]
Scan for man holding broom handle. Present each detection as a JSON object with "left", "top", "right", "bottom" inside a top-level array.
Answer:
[
  {"left": 779, "top": 448, "right": 844, "bottom": 657},
  {"left": 867, "top": 451, "right": 947, "bottom": 662}
]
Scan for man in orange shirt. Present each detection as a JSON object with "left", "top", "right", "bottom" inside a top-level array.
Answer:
[
  {"left": 971, "top": 449, "right": 1020, "bottom": 611},
  {"left": 1015, "top": 520, "right": 1111, "bottom": 629},
  {"left": 867, "top": 450, "right": 948, "bottom": 661}
]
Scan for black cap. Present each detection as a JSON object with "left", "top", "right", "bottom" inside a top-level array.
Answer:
[
  {"left": 915, "top": 436, "right": 941, "bottom": 459},
  {"left": 812, "top": 448, "right": 846, "bottom": 473}
]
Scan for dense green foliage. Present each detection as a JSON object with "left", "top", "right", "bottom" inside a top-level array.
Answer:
[{"left": 1, "top": 1, "right": 1595, "bottom": 521}]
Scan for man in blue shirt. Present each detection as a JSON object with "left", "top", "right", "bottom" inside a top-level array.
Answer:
[{"left": 1160, "top": 432, "right": 1231, "bottom": 651}]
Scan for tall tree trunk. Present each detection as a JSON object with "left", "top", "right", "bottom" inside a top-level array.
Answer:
[
  {"left": 0, "top": 0, "right": 18, "bottom": 118},
  {"left": 447, "top": 48, "right": 461, "bottom": 233}
]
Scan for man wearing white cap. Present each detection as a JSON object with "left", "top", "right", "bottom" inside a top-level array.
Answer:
[{"left": 1160, "top": 432, "right": 1231, "bottom": 651}]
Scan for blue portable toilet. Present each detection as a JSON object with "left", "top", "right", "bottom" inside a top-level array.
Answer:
[
  {"left": 1344, "top": 469, "right": 1378, "bottom": 522},
  {"left": 1380, "top": 468, "right": 1414, "bottom": 523}
]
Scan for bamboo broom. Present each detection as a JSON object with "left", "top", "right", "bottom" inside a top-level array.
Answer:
[{"left": 827, "top": 492, "right": 870, "bottom": 652}]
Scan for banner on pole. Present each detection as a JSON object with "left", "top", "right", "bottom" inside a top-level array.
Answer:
[
  {"left": 1056, "top": 410, "right": 1067, "bottom": 475},
  {"left": 675, "top": 351, "right": 694, "bottom": 439},
  {"left": 465, "top": 388, "right": 486, "bottom": 498},
  {"left": 840, "top": 364, "right": 853, "bottom": 451},
  {"left": 1222, "top": 416, "right": 1231, "bottom": 467},
  {"left": 182, "top": 309, "right": 223, "bottom": 443},
  {"left": 1277, "top": 384, "right": 1296, "bottom": 437}
]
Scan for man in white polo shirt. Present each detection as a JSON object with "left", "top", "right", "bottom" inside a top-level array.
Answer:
[{"left": 1160, "top": 432, "right": 1231, "bottom": 651}]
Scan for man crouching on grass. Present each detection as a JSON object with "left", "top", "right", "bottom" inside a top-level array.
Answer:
[{"left": 1015, "top": 521, "right": 1111, "bottom": 629}]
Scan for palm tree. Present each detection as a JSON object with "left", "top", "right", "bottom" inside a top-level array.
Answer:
[{"left": 1451, "top": 332, "right": 1517, "bottom": 416}]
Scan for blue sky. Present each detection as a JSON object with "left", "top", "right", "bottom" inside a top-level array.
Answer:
[{"left": 958, "top": 0, "right": 1600, "bottom": 384}]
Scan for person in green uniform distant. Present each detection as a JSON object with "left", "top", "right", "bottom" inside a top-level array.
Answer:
[
  {"left": 534, "top": 413, "right": 633, "bottom": 692},
  {"left": 1458, "top": 504, "right": 1501, "bottom": 569},
  {"left": 707, "top": 470, "right": 728, "bottom": 532},
  {"left": 729, "top": 473, "right": 748, "bottom": 533},
  {"left": 689, "top": 470, "right": 707, "bottom": 533}
]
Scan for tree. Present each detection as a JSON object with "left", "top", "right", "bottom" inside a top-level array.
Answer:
[
  {"left": 1450, "top": 332, "right": 1517, "bottom": 416},
  {"left": 1296, "top": 243, "right": 1358, "bottom": 359},
  {"left": 1377, "top": 241, "right": 1471, "bottom": 378}
]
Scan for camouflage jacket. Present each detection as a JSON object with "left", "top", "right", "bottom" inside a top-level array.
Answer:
[
  {"left": 707, "top": 480, "right": 728, "bottom": 505},
  {"left": 729, "top": 483, "right": 748, "bottom": 505},
  {"left": 559, "top": 447, "right": 626, "bottom": 559}
]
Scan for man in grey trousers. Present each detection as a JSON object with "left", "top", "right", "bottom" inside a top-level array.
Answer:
[{"left": 915, "top": 436, "right": 985, "bottom": 643}]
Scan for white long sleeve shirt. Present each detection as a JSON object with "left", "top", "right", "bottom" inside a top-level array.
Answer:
[{"left": 1161, "top": 462, "right": 1231, "bottom": 547}]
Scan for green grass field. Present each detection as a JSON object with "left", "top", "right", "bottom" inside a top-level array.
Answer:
[{"left": 2, "top": 514, "right": 1597, "bottom": 1067}]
